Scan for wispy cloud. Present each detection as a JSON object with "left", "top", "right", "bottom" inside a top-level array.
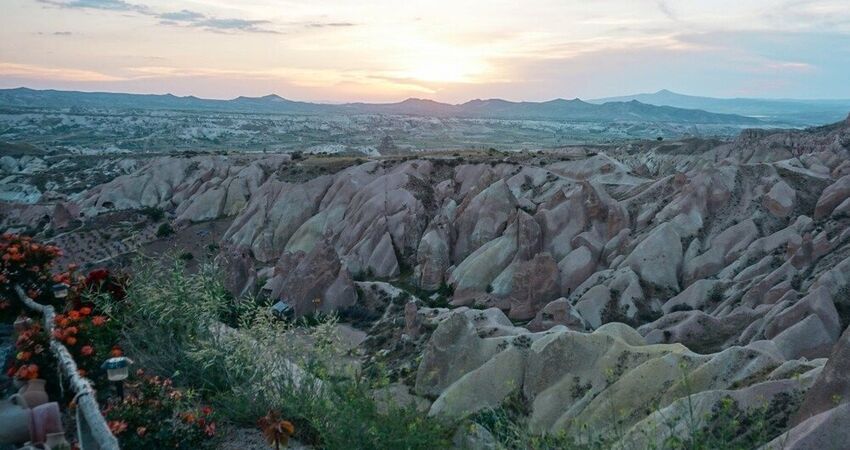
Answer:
[
  {"left": 0, "top": 62, "right": 123, "bottom": 81},
  {"left": 35, "top": 0, "right": 280, "bottom": 34},
  {"left": 656, "top": 1, "right": 677, "bottom": 20},
  {"left": 37, "top": 0, "right": 148, "bottom": 13},
  {"left": 305, "top": 22, "right": 356, "bottom": 28}
]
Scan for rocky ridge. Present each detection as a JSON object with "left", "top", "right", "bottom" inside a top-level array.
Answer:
[{"left": 5, "top": 115, "right": 850, "bottom": 447}]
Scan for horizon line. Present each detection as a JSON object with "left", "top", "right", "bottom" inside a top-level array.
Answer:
[{"left": 5, "top": 85, "right": 850, "bottom": 106}]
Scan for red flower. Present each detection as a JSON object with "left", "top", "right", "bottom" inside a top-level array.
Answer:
[
  {"left": 15, "top": 364, "right": 39, "bottom": 380},
  {"left": 110, "top": 347, "right": 123, "bottom": 357},
  {"left": 86, "top": 268, "right": 110, "bottom": 285},
  {"left": 91, "top": 316, "right": 107, "bottom": 327},
  {"left": 205, "top": 423, "right": 216, "bottom": 437},
  {"left": 68, "top": 311, "right": 81, "bottom": 321},
  {"left": 81, "top": 345, "right": 94, "bottom": 357},
  {"left": 65, "top": 336, "right": 77, "bottom": 346},
  {"left": 79, "top": 306, "right": 92, "bottom": 316},
  {"left": 108, "top": 420, "right": 128, "bottom": 435}
]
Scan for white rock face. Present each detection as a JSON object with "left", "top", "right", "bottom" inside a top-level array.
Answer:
[{"left": 624, "top": 222, "right": 683, "bottom": 291}]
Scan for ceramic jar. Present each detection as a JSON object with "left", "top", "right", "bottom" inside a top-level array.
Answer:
[{"left": 18, "top": 379, "right": 49, "bottom": 408}]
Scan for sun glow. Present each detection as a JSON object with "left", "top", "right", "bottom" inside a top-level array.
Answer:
[{"left": 401, "top": 57, "right": 489, "bottom": 84}]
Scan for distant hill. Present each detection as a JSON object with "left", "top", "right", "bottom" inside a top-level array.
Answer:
[
  {"left": 590, "top": 89, "right": 850, "bottom": 126},
  {"left": 0, "top": 87, "right": 761, "bottom": 125}
]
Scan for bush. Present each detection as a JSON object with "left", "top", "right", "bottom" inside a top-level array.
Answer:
[
  {"left": 155, "top": 223, "right": 175, "bottom": 238},
  {"left": 140, "top": 207, "right": 165, "bottom": 222},
  {"left": 103, "top": 371, "right": 218, "bottom": 450},
  {"left": 0, "top": 233, "right": 64, "bottom": 320},
  {"left": 114, "top": 258, "right": 452, "bottom": 449},
  {"left": 707, "top": 284, "right": 725, "bottom": 304}
]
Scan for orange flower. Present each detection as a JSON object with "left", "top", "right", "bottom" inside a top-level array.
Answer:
[
  {"left": 108, "top": 420, "right": 128, "bottom": 435},
  {"left": 110, "top": 347, "right": 123, "bottom": 357},
  {"left": 68, "top": 310, "right": 81, "bottom": 321},
  {"left": 182, "top": 412, "right": 197, "bottom": 424},
  {"left": 65, "top": 326, "right": 79, "bottom": 335},
  {"left": 79, "top": 306, "right": 92, "bottom": 316},
  {"left": 91, "top": 316, "right": 107, "bottom": 327},
  {"left": 65, "top": 336, "right": 77, "bottom": 346},
  {"left": 81, "top": 345, "right": 94, "bottom": 356},
  {"left": 16, "top": 364, "right": 39, "bottom": 380}
]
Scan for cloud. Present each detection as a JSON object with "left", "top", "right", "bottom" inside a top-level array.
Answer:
[
  {"left": 191, "top": 18, "right": 274, "bottom": 33},
  {"left": 0, "top": 62, "right": 123, "bottom": 82},
  {"left": 36, "top": 0, "right": 280, "bottom": 34},
  {"left": 305, "top": 22, "right": 356, "bottom": 28},
  {"left": 37, "top": 0, "right": 148, "bottom": 13},
  {"left": 157, "top": 9, "right": 204, "bottom": 22},
  {"left": 656, "top": 1, "right": 677, "bottom": 20}
]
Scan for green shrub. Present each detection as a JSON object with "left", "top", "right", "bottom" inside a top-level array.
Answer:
[
  {"left": 113, "top": 258, "right": 452, "bottom": 449},
  {"left": 155, "top": 223, "right": 174, "bottom": 238},
  {"left": 140, "top": 207, "right": 165, "bottom": 222}
]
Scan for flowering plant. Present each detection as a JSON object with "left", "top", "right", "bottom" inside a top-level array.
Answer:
[
  {"left": 5, "top": 320, "right": 56, "bottom": 383},
  {"left": 258, "top": 410, "right": 296, "bottom": 450},
  {"left": 102, "top": 370, "right": 218, "bottom": 450},
  {"left": 53, "top": 305, "right": 120, "bottom": 380},
  {"left": 0, "top": 233, "right": 63, "bottom": 321}
]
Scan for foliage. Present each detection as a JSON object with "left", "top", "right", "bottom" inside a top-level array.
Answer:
[
  {"left": 6, "top": 320, "right": 55, "bottom": 382},
  {"left": 155, "top": 222, "right": 175, "bottom": 238},
  {"left": 116, "top": 258, "right": 453, "bottom": 449},
  {"left": 0, "top": 233, "right": 63, "bottom": 321},
  {"left": 258, "top": 410, "right": 295, "bottom": 450},
  {"left": 102, "top": 370, "right": 218, "bottom": 450}
]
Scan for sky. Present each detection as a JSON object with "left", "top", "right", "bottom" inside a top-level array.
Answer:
[{"left": 1, "top": 0, "right": 849, "bottom": 103}]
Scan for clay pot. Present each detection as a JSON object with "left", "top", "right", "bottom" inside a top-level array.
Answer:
[
  {"left": 29, "top": 402, "right": 62, "bottom": 444},
  {"left": 18, "top": 379, "right": 49, "bottom": 409},
  {"left": 0, "top": 394, "right": 31, "bottom": 444}
]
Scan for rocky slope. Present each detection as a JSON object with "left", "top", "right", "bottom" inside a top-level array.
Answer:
[{"left": 6, "top": 114, "right": 850, "bottom": 447}]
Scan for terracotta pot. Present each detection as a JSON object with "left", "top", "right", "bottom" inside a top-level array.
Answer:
[
  {"left": 18, "top": 379, "right": 49, "bottom": 409},
  {"left": 0, "top": 394, "right": 32, "bottom": 444},
  {"left": 29, "top": 402, "right": 62, "bottom": 444}
]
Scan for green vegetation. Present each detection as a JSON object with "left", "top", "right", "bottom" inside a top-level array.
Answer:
[
  {"left": 110, "top": 258, "right": 452, "bottom": 449},
  {"left": 155, "top": 222, "right": 175, "bottom": 237}
]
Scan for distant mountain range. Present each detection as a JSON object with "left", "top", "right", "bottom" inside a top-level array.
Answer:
[
  {"left": 0, "top": 87, "right": 761, "bottom": 125},
  {"left": 590, "top": 90, "right": 850, "bottom": 126}
]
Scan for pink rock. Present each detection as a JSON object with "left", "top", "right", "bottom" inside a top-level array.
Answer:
[{"left": 814, "top": 174, "right": 850, "bottom": 219}]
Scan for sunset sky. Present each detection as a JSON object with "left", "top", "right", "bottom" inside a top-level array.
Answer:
[{"left": 1, "top": 0, "right": 849, "bottom": 102}]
